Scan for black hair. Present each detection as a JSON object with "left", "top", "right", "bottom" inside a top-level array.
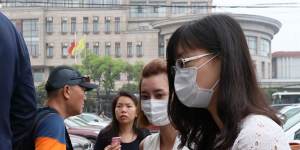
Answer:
[{"left": 166, "top": 14, "right": 280, "bottom": 150}]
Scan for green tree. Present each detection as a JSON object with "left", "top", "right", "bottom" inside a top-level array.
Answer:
[
  {"left": 75, "top": 49, "right": 127, "bottom": 111},
  {"left": 121, "top": 61, "right": 144, "bottom": 93},
  {"left": 36, "top": 82, "right": 47, "bottom": 107},
  {"left": 119, "top": 83, "right": 139, "bottom": 94}
]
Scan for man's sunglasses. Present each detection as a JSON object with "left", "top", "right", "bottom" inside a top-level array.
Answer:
[{"left": 70, "top": 76, "right": 91, "bottom": 83}]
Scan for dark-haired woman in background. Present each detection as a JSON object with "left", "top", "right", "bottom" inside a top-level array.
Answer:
[
  {"left": 166, "top": 14, "right": 290, "bottom": 150},
  {"left": 94, "top": 91, "right": 150, "bottom": 150}
]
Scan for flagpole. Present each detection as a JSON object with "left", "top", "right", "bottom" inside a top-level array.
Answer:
[{"left": 74, "top": 32, "right": 77, "bottom": 64}]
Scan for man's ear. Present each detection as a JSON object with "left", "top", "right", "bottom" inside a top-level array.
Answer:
[{"left": 63, "top": 85, "right": 71, "bottom": 100}]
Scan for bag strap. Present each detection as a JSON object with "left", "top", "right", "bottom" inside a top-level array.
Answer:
[{"left": 32, "top": 107, "right": 57, "bottom": 138}]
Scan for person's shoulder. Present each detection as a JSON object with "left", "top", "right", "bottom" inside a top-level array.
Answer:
[
  {"left": 232, "top": 114, "right": 290, "bottom": 150},
  {"left": 35, "top": 109, "right": 65, "bottom": 139},
  {"left": 144, "top": 133, "right": 159, "bottom": 142},
  {"left": 241, "top": 114, "right": 282, "bottom": 131},
  {"left": 136, "top": 128, "right": 151, "bottom": 139}
]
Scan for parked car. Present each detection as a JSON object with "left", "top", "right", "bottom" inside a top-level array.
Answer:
[
  {"left": 68, "top": 116, "right": 104, "bottom": 129},
  {"left": 77, "top": 113, "right": 111, "bottom": 128},
  {"left": 70, "top": 134, "right": 94, "bottom": 150},
  {"left": 278, "top": 105, "right": 300, "bottom": 123},
  {"left": 272, "top": 104, "right": 293, "bottom": 111},
  {"left": 65, "top": 118, "right": 101, "bottom": 143},
  {"left": 283, "top": 112, "right": 300, "bottom": 141},
  {"left": 271, "top": 105, "right": 300, "bottom": 141}
]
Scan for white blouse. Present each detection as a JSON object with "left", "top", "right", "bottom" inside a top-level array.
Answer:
[
  {"left": 143, "top": 133, "right": 189, "bottom": 150},
  {"left": 232, "top": 114, "right": 291, "bottom": 150}
]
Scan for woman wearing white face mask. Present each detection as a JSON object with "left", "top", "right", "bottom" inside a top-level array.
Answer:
[
  {"left": 166, "top": 14, "right": 290, "bottom": 150},
  {"left": 137, "top": 59, "right": 188, "bottom": 150}
]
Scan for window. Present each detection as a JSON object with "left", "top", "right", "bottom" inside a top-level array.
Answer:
[
  {"left": 159, "top": 42, "right": 164, "bottom": 57},
  {"left": 149, "top": 2, "right": 166, "bottom": 17},
  {"left": 130, "top": 2, "right": 146, "bottom": 17},
  {"left": 115, "top": 42, "right": 121, "bottom": 57},
  {"left": 46, "top": 43, "right": 54, "bottom": 58},
  {"left": 61, "top": 17, "right": 67, "bottom": 33},
  {"left": 115, "top": 17, "right": 120, "bottom": 34},
  {"left": 259, "top": 38, "right": 270, "bottom": 57},
  {"left": 191, "top": 2, "right": 208, "bottom": 14},
  {"left": 295, "top": 129, "right": 300, "bottom": 140},
  {"left": 83, "top": 17, "right": 89, "bottom": 33},
  {"left": 105, "top": 42, "right": 111, "bottom": 56},
  {"left": 172, "top": 2, "right": 188, "bottom": 15},
  {"left": 127, "top": 42, "right": 133, "bottom": 57},
  {"left": 71, "top": 17, "right": 76, "bottom": 33},
  {"left": 22, "top": 19, "right": 39, "bottom": 58},
  {"left": 46, "top": 17, "right": 53, "bottom": 33},
  {"left": 61, "top": 43, "right": 68, "bottom": 57},
  {"left": 93, "top": 42, "right": 100, "bottom": 55},
  {"left": 136, "top": 42, "right": 143, "bottom": 57},
  {"left": 262, "top": 61, "right": 265, "bottom": 79},
  {"left": 30, "top": 41, "right": 39, "bottom": 57},
  {"left": 104, "top": 17, "right": 111, "bottom": 34},
  {"left": 93, "top": 16, "right": 99, "bottom": 33},
  {"left": 33, "top": 68, "right": 44, "bottom": 83},
  {"left": 246, "top": 36, "right": 257, "bottom": 54}
]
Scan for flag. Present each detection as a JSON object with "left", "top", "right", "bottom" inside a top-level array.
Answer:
[
  {"left": 67, "top": 40, "right": 76, "bottom": 56},
  {"left": 72, "top": 37, "right": 86, "bottom": 55}
]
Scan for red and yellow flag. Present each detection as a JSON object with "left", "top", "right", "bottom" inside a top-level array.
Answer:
[{"left": 67, "top": 40, "right": 76, "bottom": 56}]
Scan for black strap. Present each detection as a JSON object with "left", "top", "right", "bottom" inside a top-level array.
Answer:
[{"left": 65, "top": 127, "right": 73, "bottom": 150}]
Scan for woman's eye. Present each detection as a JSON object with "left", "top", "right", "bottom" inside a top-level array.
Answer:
[{"left": 141, "top": 95, "right": 149, "bottom": 100}]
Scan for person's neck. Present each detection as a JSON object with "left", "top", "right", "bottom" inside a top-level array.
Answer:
[
  {"left": 159, "top": 124, "right": 177, "bottom": 148},
  {"left": 47, "top": 99, "right": 68, "bottom": 119},
  {"left": 119, "top": 122, "right": 134, "bottom": 134},
  {"left": 119, "top": 122, "right": 136, "bottom": 143}
]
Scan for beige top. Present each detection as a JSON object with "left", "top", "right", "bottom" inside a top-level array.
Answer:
[
  {"left": 232, "top": 114, "right": 291, "bottom": 150},
  {"left": 143, "top": 133, "right": 189, "bottom": 150}
]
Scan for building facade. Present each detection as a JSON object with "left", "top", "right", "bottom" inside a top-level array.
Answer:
[
  {"left": 1, "top": 0, "right": 280, "bottom": 85},
  {"left": 272, "top": 51, "right": 300, "bottom": 79}
]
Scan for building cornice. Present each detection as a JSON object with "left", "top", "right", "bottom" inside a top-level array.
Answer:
[{"left": 152, "top": 13, "right": 281, "bottom": 35}]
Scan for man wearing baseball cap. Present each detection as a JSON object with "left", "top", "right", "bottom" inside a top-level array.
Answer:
[{"left": 34, "top": 65, "right": 97, "bottom": 150}]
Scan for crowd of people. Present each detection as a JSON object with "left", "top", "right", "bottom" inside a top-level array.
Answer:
[{"left": 1, "top": 11, "right": 297, "bottom": 150}]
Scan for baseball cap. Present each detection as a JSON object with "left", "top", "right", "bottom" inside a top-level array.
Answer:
[{"left": 45, "top": 66, "right": 97, "bottom": 91}]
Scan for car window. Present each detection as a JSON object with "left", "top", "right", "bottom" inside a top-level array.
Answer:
[
  {"left": 283, "top": 113, "right": 300, "bottom": 131},
  {"left": 295, "top": 129, "right": 300, "bottom": 140},
  {"left": 283, "top": 107, "right": 300, "bottom": 120}
]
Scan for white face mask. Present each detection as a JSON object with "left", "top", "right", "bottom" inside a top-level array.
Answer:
[
  {"left": 174, "top": 54, "right": 219, "bottom": 108},
  {"left": 141, "top": 99, "right": 170, "bottom": 126}
]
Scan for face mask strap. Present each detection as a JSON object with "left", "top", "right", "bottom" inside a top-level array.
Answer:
[
  {"left": 210, "top": 80, "right": 219, "bottom": 90},
  {"left": 196, "top": 54, "right": 219, "bottom": 70}
]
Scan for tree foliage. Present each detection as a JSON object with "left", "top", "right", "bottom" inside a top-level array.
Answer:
[
  {"left": 36, "top": 82, "right": 47, "bottom": 107},
  {"left": 74, "top": 49, "right": 144, "bottom": 112}
]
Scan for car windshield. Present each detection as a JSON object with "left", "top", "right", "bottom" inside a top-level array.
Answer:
[
  {"left": 283, "top": 107, "right": 300, "bottom": 120},
  {"left": 64, "top": 119, "right": 81, "bottom": 128},
  {"left": 79, "top": 113, "right": 106, "bottom": 123},
  {"left": 283, "top": 112, "right": 300, "bottom": 131},
  {"left": 68, "top": 117, "right": 89, "bottom": 126}
]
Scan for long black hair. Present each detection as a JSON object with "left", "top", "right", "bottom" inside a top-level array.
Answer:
[
  {"left": 166, "top": 14, "right": 280, "bottom": 150},
  {"left": 97, "top": 91, "right": 139, "bottom": 142}
]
